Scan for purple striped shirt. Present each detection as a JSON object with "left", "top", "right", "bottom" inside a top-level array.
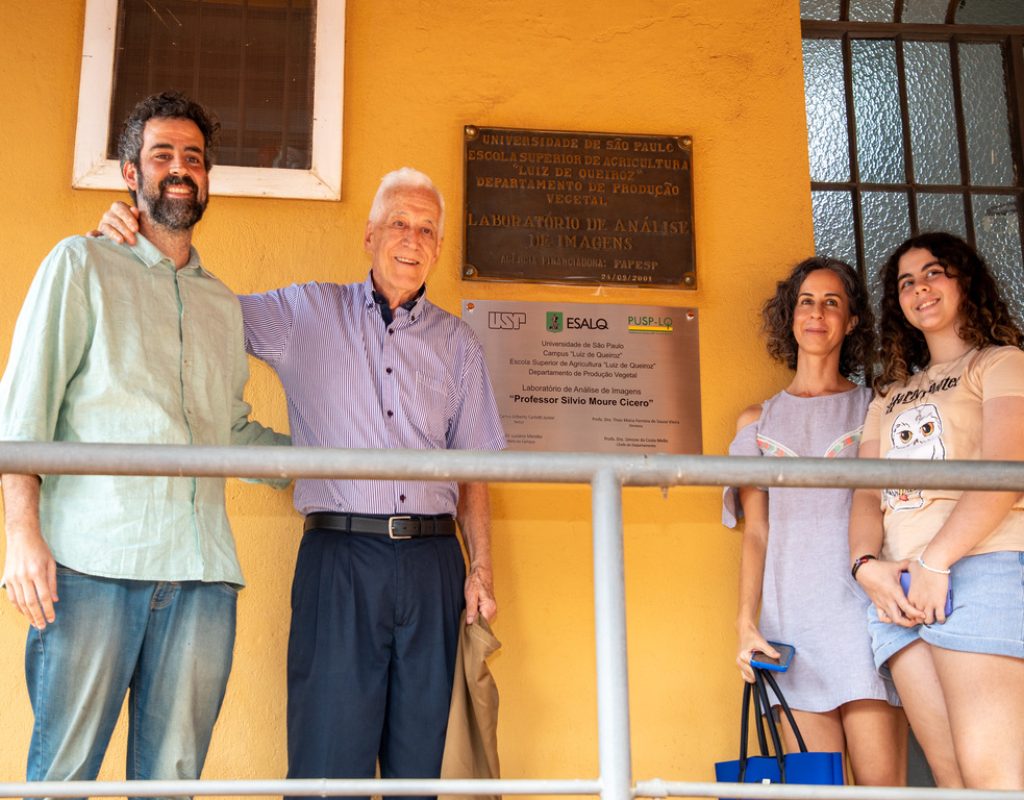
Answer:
[{"left": 239, "top": 275, "right": 506, "bottom": 515}]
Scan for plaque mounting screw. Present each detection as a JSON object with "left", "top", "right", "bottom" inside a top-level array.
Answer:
[
  {"left": 464, "top": 265, "right": 477, "bottom": 277},
  {"left": 465, "top": 126, "right": 478, "bottom": 140},
  {"left": 683, "top": 274, "right": 695, "bottom": 287},
  {"left": 680, "top": 136, "right": 692, "bottom": 148}
]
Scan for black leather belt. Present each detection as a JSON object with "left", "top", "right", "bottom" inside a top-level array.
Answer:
[{"left": 304, "top": 512, "right": 456, "bottom": 540}]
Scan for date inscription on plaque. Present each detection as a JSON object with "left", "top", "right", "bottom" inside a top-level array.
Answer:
[{"left": 463, "top": 126, "right": 695, "bottom": 288}]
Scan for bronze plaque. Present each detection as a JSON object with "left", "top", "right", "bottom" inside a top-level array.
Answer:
[{"left": 463, "top": 126, "right": 695, "bottom": 288}]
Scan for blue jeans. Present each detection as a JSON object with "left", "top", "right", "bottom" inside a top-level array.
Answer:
[
  {"left": 867, "top": 551, "right": 1024, "bottom": 673},
  {"left": 25, "top": 567, "right": 237, "bottom": 799}
]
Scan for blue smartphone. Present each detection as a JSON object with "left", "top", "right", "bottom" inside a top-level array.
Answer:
[
  {"left": 900, "top": 571, "right": 953, "bottom": 618},
  {"left": 750, "top": 641, "right": 795, "bottom": 672}
]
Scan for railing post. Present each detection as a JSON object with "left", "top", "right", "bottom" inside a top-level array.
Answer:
[{"left": 591, "top": 468, "right": 632, "bottom": 800}]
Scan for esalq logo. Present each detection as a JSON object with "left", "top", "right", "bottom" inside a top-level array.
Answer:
[{"left": 546, "top": 311, "right": 609, "bottom": 332}]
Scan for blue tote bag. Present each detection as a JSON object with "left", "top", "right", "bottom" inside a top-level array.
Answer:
[{"left": 715, "top": 668, "right": 844, "bottom": 797}]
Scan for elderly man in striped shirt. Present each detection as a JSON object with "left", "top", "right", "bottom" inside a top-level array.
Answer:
[{"left": 99, "top": 167, "right": 506, "bottom": 797}]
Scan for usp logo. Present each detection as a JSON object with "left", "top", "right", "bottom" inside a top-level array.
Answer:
[
  {"left": 488, "top": 311, "right": 527, "bottom": 330},
  {"left": 545, "top": 311, "right": 564, "bottom": 332}
]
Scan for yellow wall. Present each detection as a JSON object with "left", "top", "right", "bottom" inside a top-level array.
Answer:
[{"left": 0, "top": 0, "right": 809, "bottom": 787}]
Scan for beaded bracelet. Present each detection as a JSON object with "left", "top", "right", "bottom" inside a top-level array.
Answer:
[
  {"left": 850, "top": 554, "right": 877, "bottom": 581},
  {"left": 917, "top": 555, "right": 951, "bottom": 575}
]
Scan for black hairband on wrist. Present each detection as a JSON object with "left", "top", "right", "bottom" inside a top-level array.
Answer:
[{"left": 851, "top": 553, "right": 877, "bottom": 581}]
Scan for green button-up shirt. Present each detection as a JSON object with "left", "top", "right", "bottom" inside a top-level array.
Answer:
[{"left": 0, "top": 234, "right": 287, "bottom": 585}]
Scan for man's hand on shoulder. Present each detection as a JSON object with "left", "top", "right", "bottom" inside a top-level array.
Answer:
[{"left": 87, "top": 202, "right": 140, "bottom": 244}]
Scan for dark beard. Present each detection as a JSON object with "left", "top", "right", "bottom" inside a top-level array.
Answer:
[{"left": 140, "top": 173, "right": 207, "bottom": 231}]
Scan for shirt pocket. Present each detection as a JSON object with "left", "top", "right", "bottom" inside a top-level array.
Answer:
[{"left": 412, "top": 371, "right": 449, "bottom": 444}]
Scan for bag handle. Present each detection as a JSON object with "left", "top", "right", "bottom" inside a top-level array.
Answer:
[
  {"left": 758, "top": 668, "right": 809, "bottom": 754},
  {"left": 735, "top": 674, "right": 775, "bottom": 782},
  {"left": 753, "top": 670, "right": 787, "bottom": 783},
  {"left": 736, "top": 681, "right": 753, "bottom": 780},
  {"left": 749, "top": 674, "right": 771, "bottom": 757}
]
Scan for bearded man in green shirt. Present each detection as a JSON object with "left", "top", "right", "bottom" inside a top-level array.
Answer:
[{"left": 0, "top": 92, "right": 286, "bottom": 792}]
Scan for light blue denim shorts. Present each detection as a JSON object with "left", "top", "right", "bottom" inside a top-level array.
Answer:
[{"left": 868, "top": 551, "right": 1024, "bottom": 674}]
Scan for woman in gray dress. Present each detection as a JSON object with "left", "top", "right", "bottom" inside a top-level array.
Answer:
[{"left": 724, "top": 257, "right": 906, "bottom": 785}]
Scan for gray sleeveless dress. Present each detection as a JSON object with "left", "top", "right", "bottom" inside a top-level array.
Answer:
[{"left": 723, "top": 387, "right": 899, "bottom": 711}]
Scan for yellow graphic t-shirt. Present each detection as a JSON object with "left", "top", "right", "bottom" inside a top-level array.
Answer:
[{"left": 863, "top": 345, "right": 1024, "bottom": 561}]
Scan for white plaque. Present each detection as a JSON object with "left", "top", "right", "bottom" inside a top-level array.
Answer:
[{"left": 463, "top": 299, "right": 702, "bottom": 453}]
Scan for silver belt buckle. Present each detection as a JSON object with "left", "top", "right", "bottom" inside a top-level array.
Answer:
[{"left": 388, "top": 515, "right": 414, "bottom": 540}]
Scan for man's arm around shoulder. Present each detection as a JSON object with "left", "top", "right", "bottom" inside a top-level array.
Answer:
[{"left": 2, "top": 474, "right": 57, "bottom": 629}]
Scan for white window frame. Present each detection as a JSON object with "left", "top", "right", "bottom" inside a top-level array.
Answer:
[{"left": 72, "top": 0, "right": 344, "bottom": 200}]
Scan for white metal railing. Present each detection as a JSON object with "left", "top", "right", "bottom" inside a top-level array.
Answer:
[{"left": 1, "top": 441, "right": 1023, "bottom": 800}]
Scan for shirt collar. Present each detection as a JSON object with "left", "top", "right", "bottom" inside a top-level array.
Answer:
[
  {"left": 128, "top": 233, "right": 207, "bottom": 275},
  {"left": 362, "top": 273, "right": 426, "bottom": 324}
]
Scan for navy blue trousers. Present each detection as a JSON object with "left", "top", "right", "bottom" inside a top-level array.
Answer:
[{"left": 286, "top": 528, "right": 466, "bottom": 800}]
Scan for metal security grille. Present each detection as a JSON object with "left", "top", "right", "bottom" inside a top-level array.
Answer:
[
  {"left": 105, "top": 0, "right": 315, "bottom": 170},
  {"left": 801, "top": 0, "right": 1024, "bottom": 322}
]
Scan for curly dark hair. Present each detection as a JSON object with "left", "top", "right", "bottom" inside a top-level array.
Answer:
[
  {"left": 875, "top": 232, "right": 1023, "bottom": 391},
  {"left": 761, "top": 256, "right": 876, "bottom": 380},
  {"left": 117, "top": 91, "right": 219, "bottom": 202}
]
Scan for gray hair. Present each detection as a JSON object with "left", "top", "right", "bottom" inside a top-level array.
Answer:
[{"left": 368, "top": 167, "right": 446, "bottom": 238}]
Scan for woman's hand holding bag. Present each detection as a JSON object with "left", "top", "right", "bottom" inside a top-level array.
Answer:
[{"left": 714, "top": 667, "right": 844, "bottom": 798}]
